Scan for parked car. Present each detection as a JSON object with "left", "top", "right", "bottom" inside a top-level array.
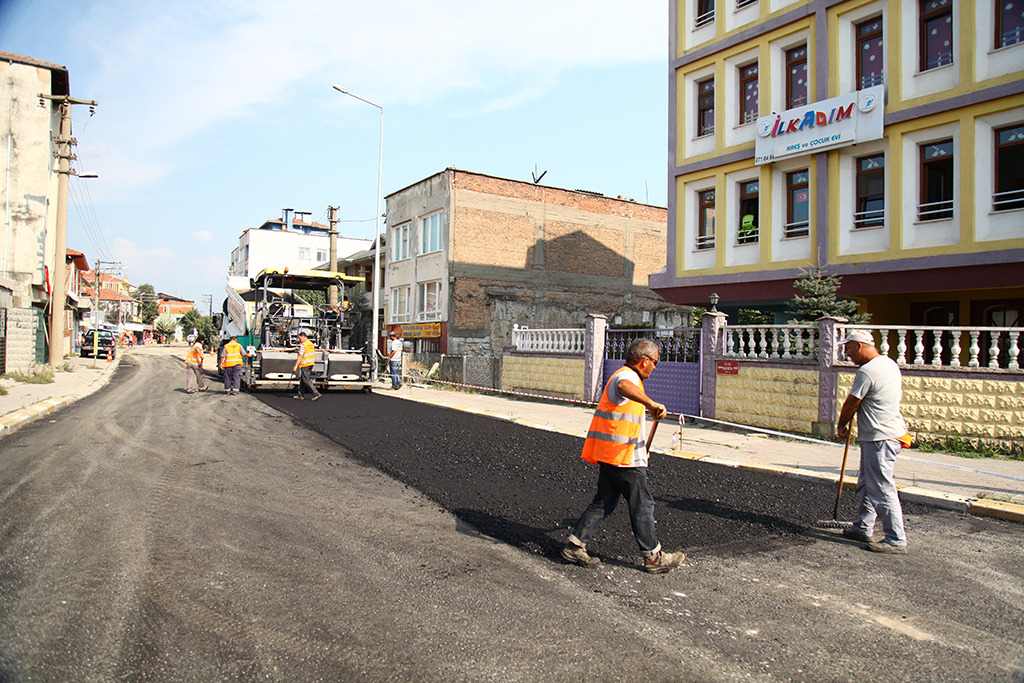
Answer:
[{"left": 80, "top": 329, "right": 116, "bottom": 358}]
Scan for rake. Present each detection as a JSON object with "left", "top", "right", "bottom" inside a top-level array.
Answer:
[{"left": 816, "top": 427, "right": 855, "bottom": 529}]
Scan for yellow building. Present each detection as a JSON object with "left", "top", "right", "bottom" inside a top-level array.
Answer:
[{"left": 652, "top": 0, "right": 1024, "bottom": 329}]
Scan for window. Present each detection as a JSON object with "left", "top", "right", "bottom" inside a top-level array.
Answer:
[
  {"left": 855, "top": 154, "right": 885, "bottom": 228},
  {"left": 994, "top": 124, "right": 1024, "bottom": 211},
  {"left": 739, "top": 62, "right": 759, "bottom": 125},
  {"left": 697, "top": 78, "right": 715, "bottom": 137},
  {"left": 417, "top": 281, "right": 441, "bottom": 321},
  {"left": 736, "top": 0, "right": 757, "bottom": 8},
  {"left": 390, "top": 286, "right": 410, "bottom": 323},
  {"left": 738, "top": 181, "right": 759, "bottom": 243},
  {"left": 856, "top": 17, "right": 884, "bottom": 88},
  {"left": 696, "top": 0, "right": 714, "bottom": 28},
  {"left": 297, "top": 247, "right": 310, "bottom": 259},
  {"left": 920, "top": 0, "right": 953, "bottom": 71},
  {"left": 997, "top": 0, "right": 1024, "bottom": 48},
  {"left": 421, "top": 211, "right": 444, "bottom": 254},
  {"left": 785, "top": 45, "right": 808, "bottom": 109},
  {"left": 392, "top": 223, "right": 411, "bottom": 261},
  {"left": 919, "top": 140, "right": 954, "bottom": 220},
  {"left": 316, "top": 248, "right": 327, "bottom": 263},
  {"left": 697, "top": 189, "right": 716, "bottom": 249},
  {"left": 785, "top": 170, "right": 810, "bottom": 237}
]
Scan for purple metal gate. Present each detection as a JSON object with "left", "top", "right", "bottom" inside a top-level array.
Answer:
[{"left": 602, "top": 328, "right": 701, "bottom": 417}]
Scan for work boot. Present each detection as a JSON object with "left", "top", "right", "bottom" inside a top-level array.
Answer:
[
  {"left": 842, "top": 527, "right": 876, "bottom": 543},
  {"left": 561, "top": 543, "right": 600, "bottom": 567},
  {"left": 643, "top": 550, "right": 685, "bottom": 574},
  {"left": 865, "top": 540, "right": 907, "bottom": 554},
  {"left": 311, "top": 394, "right": 321, "bottom": 401},
  {"left": 292, "top": 395, "right": 304, "bottom": 400}
]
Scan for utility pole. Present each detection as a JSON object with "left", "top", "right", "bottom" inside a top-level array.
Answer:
[
  {"left": 90, "top": 259, "right": 119, "bottom": 366},
  {"left": 39, "top": 92, "right": 97, "bottom": 368},
  {"left": 328, "top": 205, "right": 339, "bottom": 305},
  {"left": 202, "top": 294, "right": 213, "bottom": 317}
]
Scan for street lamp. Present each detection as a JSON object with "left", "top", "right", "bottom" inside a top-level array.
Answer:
[
  {"left": 709, "top": 292, "right": 719, "bottom": 312},
  {"left": 332, "top": 84, "right": 383, "bottom": 380}
]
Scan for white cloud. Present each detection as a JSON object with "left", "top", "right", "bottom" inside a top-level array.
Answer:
[{"left": 192, "top": 230, "right": 213, "bottom": 243}]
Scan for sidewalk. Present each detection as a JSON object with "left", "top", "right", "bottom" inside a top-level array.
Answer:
[{"left": 3, "top": 347, "right": 1022, "bottom": 523}]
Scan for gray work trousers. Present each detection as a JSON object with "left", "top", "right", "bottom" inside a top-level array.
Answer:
[{"left": 853, "top": 439, "right": 907, "bottom": 547}]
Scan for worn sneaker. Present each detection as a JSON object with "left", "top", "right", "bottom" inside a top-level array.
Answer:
[
  {"left": 292, "top": 395, "right": 304, "bottom": 400},
  {"left": 561, "top": 544, "right": 601, "bottom": 567},
  {"left": 842, "top": 527, "right": 876, "bottom": 543},
  {"left": 311, "top": 394, "right": 321, "bottom": 401},
  {"left": 643, "top": 550, "right": 685, "bottom": 574},
  {"left": 865, "top": 540, "right": 907, "bottom": 554}
]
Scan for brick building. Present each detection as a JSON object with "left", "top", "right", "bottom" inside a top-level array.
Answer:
[{"left": 384, "top": 168, "right": 687, "bottom": 356}]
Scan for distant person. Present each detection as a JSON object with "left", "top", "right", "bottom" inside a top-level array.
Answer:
[
  {"left": 184, "top": 335, "right": 207, "bottom": 394},
  {"left": 220, "top": 334, "right": 246, "bottom": 396},
  {"left": 561, "top": 338, "right": 686, "bottom": 574},
  {"left": 378, "top": 330, "right": 403, "bottom": 390},
  {"left": 292, "top": 330, "right": 321, "bottom": 401},
  {"left": 837, "top": 329, "right": 909, "bottom": 554}
]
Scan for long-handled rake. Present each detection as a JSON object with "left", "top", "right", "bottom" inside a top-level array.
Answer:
[{"left": 817, "top": 427, "right": 855, "bottom": 529}]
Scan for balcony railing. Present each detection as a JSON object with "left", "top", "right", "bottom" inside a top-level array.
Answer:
[
  {"left": 992, "top": 188, "right": 1024, "bottom": 212},
  {"left": 860, "top": 72, "right": 884, "bottom": 88},
  {"left": 783, "top": 220, "right": 809, "bottom": 238},
  {"left": 917, "top": 199, "right": 953, "bottom": 221},
  {"left": 696, "top": 233, "right": 716, "bottom": 250},
  {"left": 853, "top": 208, "right": 885, "bottom": 228},
  {"left": 837, "top": 324, "right": 1022, "bottom": 370},
  {"left": 722, "top": 325, "right": 818, "bottom": 360},
  {"left": 695, "top": 8, "right": 715, "bottom": 28},
  {"left": 512, "top": 325, "right": 585, "bottom": 354}
]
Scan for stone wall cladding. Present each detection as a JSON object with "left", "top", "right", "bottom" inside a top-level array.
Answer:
[
  {"left": 5, "top": 307, "right": 42, "bottom": 372},
  {"left": 501, "top": 355, "right": 585, "bottom": 401},
  {"left": 716, "top": 366, "right": 819, "bottom": 433},
  {"left": 838, "top": 371, "right": 1024, "bottom": 443}
]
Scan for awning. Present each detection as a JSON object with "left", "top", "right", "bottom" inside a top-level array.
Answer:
[{"left": 122, "top": 322, "right": 146, "bottom": 332}]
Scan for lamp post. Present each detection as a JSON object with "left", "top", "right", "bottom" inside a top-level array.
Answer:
[
  {"left": 332, "top": 85, "right": 383, "bottom": 379},
  {"left": 709, "top": 292, "right": 720, "bottom": 313}
]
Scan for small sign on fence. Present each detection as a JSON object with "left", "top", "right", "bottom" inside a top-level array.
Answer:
[{"left": 717, "top": 360, "right": 739, "bottom": 375}]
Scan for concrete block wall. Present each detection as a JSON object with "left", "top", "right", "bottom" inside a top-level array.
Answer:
[
  {"left": 500, "top": 355, "right": 585, "bottom": 401},
  {"left": 840, "top": 372, "right": 1024, "bottom": 442},
  {"left": 716, "top": 366, "right": 819, "bottom": 434}
]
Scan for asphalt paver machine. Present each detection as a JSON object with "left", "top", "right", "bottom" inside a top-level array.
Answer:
[{"left": 234, "top": 268, "right": 373, "bottom": 392}]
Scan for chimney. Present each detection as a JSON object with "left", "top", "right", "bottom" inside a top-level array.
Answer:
[{"left": 283, "top": 208, "right": 294, "bottom": 232}]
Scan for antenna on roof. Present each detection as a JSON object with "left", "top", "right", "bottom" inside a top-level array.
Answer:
[{"left": 532, "top": 165, "right": 547, "bottom": 184}]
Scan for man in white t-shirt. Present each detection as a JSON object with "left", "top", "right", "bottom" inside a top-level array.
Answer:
[
  {"left": 837, "top": 329, "right": 908, "bottom": 554},
  {"left": 380, "top": 330, "right": 403, "bottom": 390}
]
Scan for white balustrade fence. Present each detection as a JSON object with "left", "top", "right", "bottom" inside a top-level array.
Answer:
[
  {"left": 837, "top": 324, "right": 1022, "bottom": 370},
  {"left": 721, "top": 325, "right": 819, "bottom": 361},
  {"left": 512, "top": 324, "right": 585, "bottom": 354}
]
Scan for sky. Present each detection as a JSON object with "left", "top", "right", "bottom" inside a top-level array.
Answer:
[{"left": 0, "top": 0, "right": 668, "bottom": 309}]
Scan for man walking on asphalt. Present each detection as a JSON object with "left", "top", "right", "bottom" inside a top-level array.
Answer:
[
  {"left": 380, "top": 330, "right": 403, "bottom": 390},
  {"left": 837, "top": 329, "right": 908, "bottom": 554},
  {"left": 220, "top": 334, "right": 247, "bottom": 395},
  {"left": 184, "top": 335, "right": 207, "bottom": 394},
  {"left": 292, "top": 330, "right": 321, "bottom": 401},
  {"left": 562, "top": 338, "right": 686, "bottom": 574}
]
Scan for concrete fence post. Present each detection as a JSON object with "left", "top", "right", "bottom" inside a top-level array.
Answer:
[
  {"left": 700, "top": 311, "right": 728, "bottom": 419},
  {"left": 813, "top": 316, "right": 846, "bottom": 439},
  {"left": 584, "top": 314, "right": 607, "bottom": 403}
]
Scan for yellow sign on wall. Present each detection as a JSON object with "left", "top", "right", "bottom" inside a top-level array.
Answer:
[{"left": 399, "top": 323, "right": 441, "bottom": 338}]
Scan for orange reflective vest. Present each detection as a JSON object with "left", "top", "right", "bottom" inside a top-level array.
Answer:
[
  {"left": 298, "top": 340, "right": 315, "bottom": 368},
  {"left": 221, "top": 341, "right": 243, "bottom": 368},
  {"left": 581, "top": 366, "right": 646, "bottom": 467},
  {"left": 185, "top": 342, "right": 203, "bottom": 365}
]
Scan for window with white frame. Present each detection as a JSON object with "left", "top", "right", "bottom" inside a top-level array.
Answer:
[
  {"left": 297, "top": 247, "right": 310, "bottom": 259},
  {"left": 421, "top": 210, "right": 444, "bottom": 254},
  {"left": 919, "top": 140, "right": 954, "bottom": 221},
  {"left": 390, "top": 286, "right": 410, "bottom": 323},
  {"left": 417, "top": 281, "right": 441, "bottom": 321},
  {"left": 392, "top": 223, "right": 411, "bottom": 261},
  {"left": 993, "top": 124, "right": 1024, "bottom": 211},
  {"left": 316, "top": 248, "right": 327, "bottom": 263}
]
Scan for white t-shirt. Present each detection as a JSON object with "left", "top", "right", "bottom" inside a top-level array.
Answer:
[
  {"left": 849, "top": 355, "right": 907, "bottom": 442},
  {"left": 607, "top": 367, "right": 649, "bottom": 468},
  {"left": 389, "top": 338, "right": 403, "bottom": 359}
]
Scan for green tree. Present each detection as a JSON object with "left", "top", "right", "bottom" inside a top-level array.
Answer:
[
  {"left": 180, "top": 307, "right": 217, "bottom": 344},
  {"left": 137, "top": 283, "right": 159, "bottom": 324},
  {"left": 154, "top": 315, "right": 178, "bottom": 343},
  {"left": 788, "top": 264, "right": 870, "bottom": 324}
]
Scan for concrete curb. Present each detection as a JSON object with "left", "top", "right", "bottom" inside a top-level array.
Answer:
[{"left": 0, "top": 356, "right": 121, "bottom": 440}]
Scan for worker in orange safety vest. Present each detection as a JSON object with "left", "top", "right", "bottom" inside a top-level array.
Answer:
[
  {"left": 220, "top": 334, "right": 248, "bottom": 395},
  {"left": 291, "top": 330, "right": 321, "bottom": 401},
  {"left": 561, "top": 338, "right": 686, "bottom": 574},
  {"left": 184, "top": 335, "right": 207, "bottom": 394}
]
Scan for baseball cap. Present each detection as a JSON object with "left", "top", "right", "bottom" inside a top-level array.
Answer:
[{"left": 841, "top": 329, "right": 874, "bottom": 345}]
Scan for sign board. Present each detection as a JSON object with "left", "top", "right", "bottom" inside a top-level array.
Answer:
[
  {"left": 400, "top": 322, "right": 441, "bottom": 339},
  {"left": 717, "top": 360, "right": 739, "bottom": 375},
  {"left": 754, "top": 85, "right": 883, "bottom": 165}
]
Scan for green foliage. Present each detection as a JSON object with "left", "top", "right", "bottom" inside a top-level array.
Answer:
[
  {"left": 738, "top": 309, "right": 773, "bottom": 325},
  {"left": 915, "top": 434, "right": 1022, "bottom": 460},
  {"left": 3, "top": 367, "right": 54, "bottom": 384},
  {"left": 154, "top": 314, "right": 179, "bottom": 341},
  {"left": 137, "top": 283, "right": 159, "bottom": 324},
  {"left": 180, "top": 307, "right": 217, "bottom": 343},
  {"left": 788, "top": 264, "right": 870, "bottom": 324},
  {"left": 296, "top": 289, "right": 326, "bottom": 309}
]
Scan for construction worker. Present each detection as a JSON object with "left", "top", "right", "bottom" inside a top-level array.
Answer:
[
  {"left": 184, "top": 335, "right": 207, "bottom": 394},
  {"left": 220, "top": 334, "right": 246, "bottom": 395},
  {"left": 292, "top": 330, "right": 321, "bottom": 401},
  {"left": 561, "top": 338, "right": 686, "bottom": 574}
]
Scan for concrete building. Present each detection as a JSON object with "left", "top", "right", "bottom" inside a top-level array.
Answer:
[
  {"left": 384, "top": 168, "right": 687, "bottom": 356},
  {"left": 0, "top": 52, "right": 70, "bottom": 370},
  {"left": 653, "top": 0, "right": 1024, "bottom": 328},
  {"left": 230, "top": 209, "right": 371, "bottom": 279}
]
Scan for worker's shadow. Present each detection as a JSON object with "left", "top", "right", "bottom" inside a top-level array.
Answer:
[{"left": 452, "top": 508, "right": 565, "bottom": 560}]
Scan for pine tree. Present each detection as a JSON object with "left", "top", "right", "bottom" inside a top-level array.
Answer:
[{"left": 788, "top": 264, "right": 870, "bottom": 324}]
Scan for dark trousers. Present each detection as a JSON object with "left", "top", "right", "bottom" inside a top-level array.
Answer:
[
  {"left": 297, "top": 365, "right": 319, "bottom": 397},
  {"left": 223, "top": 365, "right": 241, "bottom": 392},
  {"left": 571, "top": 462, "right": 659, "bottom": 553}
]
